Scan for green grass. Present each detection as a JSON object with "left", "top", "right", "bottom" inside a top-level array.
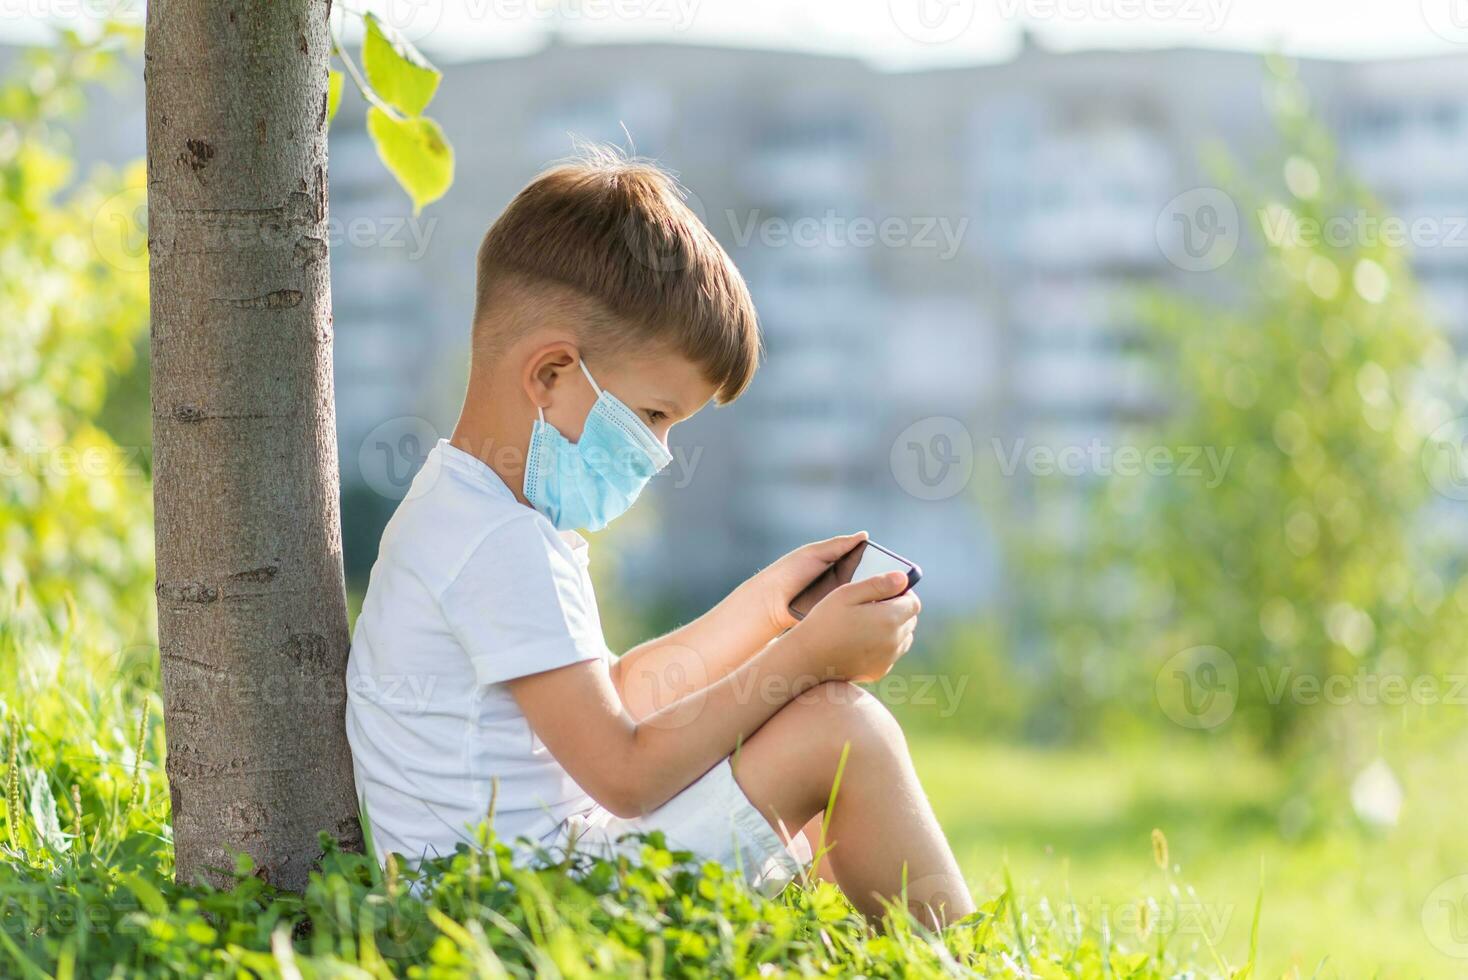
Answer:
[
  {"left": 910, "top": 732, "right": 1468, "bottom": 978},
  {"left": 6, "top": 581, "right": 1456, "bottom": 977},
  {"left": 0, "top": 593, "right": 1249, "bottom": 978}
]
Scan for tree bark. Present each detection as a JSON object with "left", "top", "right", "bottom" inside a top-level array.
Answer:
[{"left": 145, "top": 0, "right": 361, "bottom": 890}]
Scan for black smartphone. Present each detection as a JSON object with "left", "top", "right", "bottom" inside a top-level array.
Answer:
[{"left": 787, "top": 540, "right": 922, "bottom": 622}]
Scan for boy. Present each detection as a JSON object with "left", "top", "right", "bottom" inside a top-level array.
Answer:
[{"left": 345, "top": 148, "right": 973, "bottom": 927}]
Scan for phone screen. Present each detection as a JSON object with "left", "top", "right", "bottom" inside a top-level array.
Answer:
[{"left": 787, "top": 540, "right": 919, "bottom": 621}]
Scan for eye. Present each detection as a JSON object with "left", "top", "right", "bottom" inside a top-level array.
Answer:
[{"left": 644, "top": 409, "right": 668, "bottom": 424}]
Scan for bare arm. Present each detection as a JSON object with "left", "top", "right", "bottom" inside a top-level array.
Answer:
[
  {"left": 609, "top": 532, "right": 867, "bottom": 721},
  {"left": 508, "top": 570, "right": 918, "bottom": 818}
]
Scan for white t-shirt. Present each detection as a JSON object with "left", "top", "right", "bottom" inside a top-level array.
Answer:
[{"left": 345, "top": 439, "right": 610, "bottom": 861}]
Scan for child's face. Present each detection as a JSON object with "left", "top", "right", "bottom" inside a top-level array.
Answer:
[{"left": 548, "top": 346, "right": 718, "bottom": 448}]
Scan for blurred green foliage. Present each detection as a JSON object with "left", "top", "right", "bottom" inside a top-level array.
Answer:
[
  {"left": 1009, "top": 61, "right": 1468, "bottom": 757},
  {"left": 0, "top": 26, "right": 153, "bottom": 637}
]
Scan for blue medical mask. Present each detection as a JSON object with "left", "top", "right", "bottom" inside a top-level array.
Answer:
[{"left": 524, "top": 360, "right": 673, "bottom": 531}]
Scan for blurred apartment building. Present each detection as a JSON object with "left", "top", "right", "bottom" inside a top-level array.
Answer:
[
  {"left": 328, "top": 37, "right": 1468, "bottom": 615},
  {"left": 25, "top": 34, "right": 1468, "bottom": 616}
]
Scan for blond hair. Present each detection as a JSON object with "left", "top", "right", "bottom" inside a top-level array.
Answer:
[{"left": 472, "top": 146, "right": 761, "bottom": 404}]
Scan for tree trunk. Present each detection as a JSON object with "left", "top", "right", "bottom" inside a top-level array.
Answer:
[{"left": 145, "top": 0, "right": 361, "bottom": 890}]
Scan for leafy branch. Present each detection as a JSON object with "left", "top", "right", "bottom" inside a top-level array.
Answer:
[{"left": 328, "top": 7, "right": 455, "bottom": 214}]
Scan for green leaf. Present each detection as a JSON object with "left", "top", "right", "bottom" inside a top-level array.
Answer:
[
  {"left": 116, "top": 871, "right": 167, "bottom": 916},
  {"left": 327, "top": 68, "right": 344, "bottom": 125},
  {"left": 26, "top": 770, "right": 67, "bottom": 853},
  {"left": 366, "top": 107, "right": 453, "bottom": 214},
  {"left": 362, "top": 13, "right": 440, "bottom": 117}
]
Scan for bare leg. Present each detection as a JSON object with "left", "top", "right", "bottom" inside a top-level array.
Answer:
[
  {"left": 730, "top": 681, "right": 973, "bottom": 929},
  {"left": 798, "top": 813, "right": 837, "bottom": 882}
]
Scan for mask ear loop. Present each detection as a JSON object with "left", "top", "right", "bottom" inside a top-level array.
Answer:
[
  {"left": 578, "top": 359, "right": 604, "bottom": 398},
  {"left": 537, "top": 360, "right": 597, "bottom": 423}
]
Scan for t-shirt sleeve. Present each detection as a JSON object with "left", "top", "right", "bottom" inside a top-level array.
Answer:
[{"left": 439, "top": 515, "right": 608, "bottom": 686}]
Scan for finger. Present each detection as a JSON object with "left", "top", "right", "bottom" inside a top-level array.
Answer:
[
  {"left": 805, "top": 530, "right": 868, "bottom": 562},
  {"left": 884, "top": 592, "right": 922, "bottom": 622},
  {"left": 835, "top": 569, "right": 909, "bottom": 605}
]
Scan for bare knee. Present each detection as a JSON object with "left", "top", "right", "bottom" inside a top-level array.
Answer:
[
  {"left": 733, "top": 682, "right": 904, "bottom": 827},
  {"left": 738, "top": 681, "right": 905, "bottom": 776},
  {"left": 786, "top": 681, "right": 905, "bottom": 761},
  {"left": 773, "top": 683, "right": 908, "bottom": 834}
]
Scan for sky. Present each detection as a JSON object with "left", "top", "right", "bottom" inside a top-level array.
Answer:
[{"left": 4, "top": 0, "right": 1468, "bottom": 68}]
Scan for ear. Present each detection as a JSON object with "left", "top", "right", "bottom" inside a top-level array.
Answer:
[{"left": 522, "top": 341, "right": 580, "bottom": 412}]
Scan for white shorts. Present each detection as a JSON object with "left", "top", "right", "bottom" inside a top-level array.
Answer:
[{"left": 545, "top": 758, "right": 811, "bottom": 897}]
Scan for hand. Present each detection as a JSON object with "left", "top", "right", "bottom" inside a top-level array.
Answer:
[
  {"left": 746, "top": 532, "right": 870, "bottom": 635},
  {"left": 785, "top": 570, "right": 920, "bottom": 684}
]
